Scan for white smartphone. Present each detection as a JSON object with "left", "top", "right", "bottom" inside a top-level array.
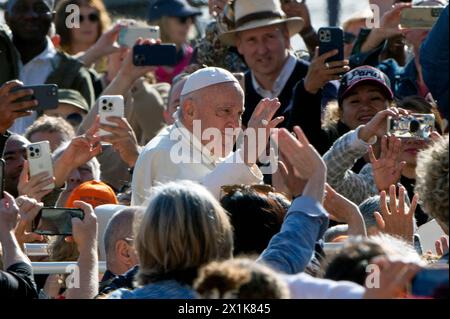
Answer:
[
  {"left": 98, "top": 95, "right": 125, "bottom": 137},
  {"left": 118, "top": 26, "right": 160, "bottom": 48},
  {"left": 26, "top": 141, "right": 55, "bottom": 191}
]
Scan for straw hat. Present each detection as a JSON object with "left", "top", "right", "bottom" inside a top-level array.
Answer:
[{"left": 219, "top": 0, "right": 304, "bottom": 47}]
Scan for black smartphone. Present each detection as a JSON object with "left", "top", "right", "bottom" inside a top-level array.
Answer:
[
  {"left": 318, "top": 27, "right": 344, "bottom": 63},
  {"left": 10, "top": 84, "right": 59, "bottom": 112},
  {"left": 133, "top": 44, "right": 178, "bottom": 66},
  {"left": 32, "top": 207, "right": 84, "bottom": 236},
  {"left": 0, "top": 159, "right": 5, "bottom": 200},
  {"left": 410, "top": 266, "right": 449, "bottom": 297}
]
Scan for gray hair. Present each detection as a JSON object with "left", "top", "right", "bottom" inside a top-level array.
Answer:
[
  {"left": 103, "top": 207, "right": 139, "bottom": 267},
  {"left": 323, "top": 224, "right": 349, "bottom": 243}
]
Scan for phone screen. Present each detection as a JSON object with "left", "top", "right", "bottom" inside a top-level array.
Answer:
[
  {"left": 0, "top": 159, "right": 5, "bottom": 200},
  {"left": 411, "top": 266, "right": 449, "bottom": 297},
  {"left": 32, "top": 208, "right": 84, "bottom": 236}
]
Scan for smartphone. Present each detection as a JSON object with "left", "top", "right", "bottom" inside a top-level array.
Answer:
[
  {"left": 387, "top": 113, "right": 435, "bottom": 139},
  {"left": 98, "top": 95, "right": 125, "bottom": 137},
  {"left": 400, "top": 6, "right": 445, "bottom": 29},
  {"left": 26, "top": 141, "right": 55, "bottom": 191},
  {"left": 318, "top": 27, "right": 344, "bottom": 63},
  {"left": 133, "top": 44, "right": 178, "bottom": 66},
  {"left": 0, "top": 159, "right": 5, "bottom": 200},
  {"left": 118, "top": 26, "right": 160, "bottom": 48},
  {"left": 32, "top": 207, "right": 84, "bottom": 236},
  {"left": 10, "top": 84, "right": 59, "bottom": 112},
  {"left": 410, "top": 266, "right": 449, "bottom": 297}
]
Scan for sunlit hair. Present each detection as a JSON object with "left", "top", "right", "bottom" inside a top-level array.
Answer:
[
  {"left": 135, "top": 181, "right": 233, "bottom": 286},
  {"left": 194, "top": 257, "right": 290, "bottom": 299},
  {"left": 415, "top": 135, "right": 449, "bottom": 234},
  {"left": 55, "top": 0, "right": 111, "bottom": 54},
  {"left": 25, "top": 115, "right": 75, "bottom": 147}
]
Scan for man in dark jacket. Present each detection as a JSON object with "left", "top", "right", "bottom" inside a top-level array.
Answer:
[
  {"left": 218, "top": 0, "right": 347, "bottom": 129},
  {"left": 0, "top": 0, "right": 95, "bottom": 134}
]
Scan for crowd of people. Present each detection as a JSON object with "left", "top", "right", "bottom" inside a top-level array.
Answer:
[{"left": 0, "top": 0, "right": 448, "bottom": 300}]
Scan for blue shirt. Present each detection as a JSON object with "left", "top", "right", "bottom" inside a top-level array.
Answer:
[{"left": 109, "top": 280, "right": 198, "bottom": 299}]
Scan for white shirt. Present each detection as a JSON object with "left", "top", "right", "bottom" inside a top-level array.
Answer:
[
  {"left": 281, "top": 273, "right": 365, "bottom": 299},
  {"left": 10, "top": 37, "right": 57, "bottom": 135},
  {"left": 131, "top": 121, "right": 264, "bottom": 206},
  {"left": 251, "top": 53, "right": 297, "bottom": 99}
]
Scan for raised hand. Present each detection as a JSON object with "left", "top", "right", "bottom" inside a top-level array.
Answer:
[
  {"left": 358, "top": 107, "right": 409, "bottom": 142},
  {"left": 324, "top": 184, "right": 367, "bottom": 237},
  {"left": 243, "top": 98, "right": 284, "bottom": 166},
  {"left": 18, "top": 160, "right": 54, "bottom": 201},
  {"left": 369, "top": 135, "right": 406, "bottom": 192},
  {"left": 0, "top": 81, "right": 36, "bottom": 132},
  {"left": 14, "top": 196, "right": 45, "bottom": 246},
  {"left": 99, "top": 116, "right": 140, "bottom": 168},
  {"left": 304, "top": 47, "right": 350, "bottom": 94},
  {"left": 374, "top": 185, "right": 417, "bottom": 244},
  {"left": 275, "top": 126, "right": 326, "bottom": 203},
  {"left": 435, "top": 235, "right": 449, "bottom": 257}
]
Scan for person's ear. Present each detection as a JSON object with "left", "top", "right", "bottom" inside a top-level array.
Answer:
[
  {"left": 115, "top": 240, "right": 131, "bottom": 263},
  {"left": 181, "top": 98, "right": 194, "bottom": 120}
]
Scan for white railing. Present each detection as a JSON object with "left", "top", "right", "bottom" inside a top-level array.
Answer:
[
  {"left": 31, "top": 261, "right": 107, "bottom": 275},
  {"left": 25, "top": 243, "right": 48, "bottom": 256}
]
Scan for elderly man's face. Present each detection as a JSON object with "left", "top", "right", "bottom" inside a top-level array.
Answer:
[
  {"left": 184, "top": 82, "right": 244, "bottom": 157},
  {"left": 236, "top": 24, "right": 290, "bottom": 79},
  {"left": 5, "top": 0, "right": 53, "bottom": 43}
]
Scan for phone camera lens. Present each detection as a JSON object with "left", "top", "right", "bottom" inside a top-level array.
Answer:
[
  {"left": 102, "top": 99, "right": 107, "bottom": 104},
  {"left": 30, "top": 152, "right": 35, "bottom": 157},
  {"left": 108, "top": 103, "right": 113, "bottom": 107},
  {"left": 102, "top": 106, "right": 107, "bottom": 110},
  {"left": 35, "top": 149, "right": 40, "bottom": 153},
  {"left": 29, "top": 147, "right": 34, "bottom": 151},
  {"left": 409, "top": 120, "right": 420, "bottom": 133}
]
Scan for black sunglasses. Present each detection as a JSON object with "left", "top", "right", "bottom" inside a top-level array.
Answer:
[{"left": 79, "top": 13, "right": 100, "bottom": 23}]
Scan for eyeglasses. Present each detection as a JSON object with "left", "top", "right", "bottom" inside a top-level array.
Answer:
[
  {"left": 220, "top": 184, "right": 275, "bottom": 197},
  {"left": 79, "top": 13, "right": 100, "bottom": 23}
]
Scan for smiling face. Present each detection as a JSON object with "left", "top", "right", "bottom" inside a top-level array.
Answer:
[
  {"left": 341, "top": 84, "right": 390, "bottom": 129},
  {"left": 3, "top": 135, "right": 29, "bottom": 197},
  {"left": 236, "top": 24, "right": 290, "bottom": 80},
  {"left": 70, "top": 5, "right": 100, "bottom": 50},
  {"left": 5, "top": 0, "right": 53, "bottom": 43},
  {"left": 182, "top": 82, "right": 245, "bottom": 157}
]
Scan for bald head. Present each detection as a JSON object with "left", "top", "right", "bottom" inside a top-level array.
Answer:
[{"left": 103, "top": 207, "right": 138, "bottom": 265}]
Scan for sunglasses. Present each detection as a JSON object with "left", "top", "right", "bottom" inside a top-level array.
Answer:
[{"left": 79, "top": 13, "right": 100, "bottom": 23}]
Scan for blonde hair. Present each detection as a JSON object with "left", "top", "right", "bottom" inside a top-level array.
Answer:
[
  {"left": 135, "top": 181, "right": 234, "bottom": 286},
  {"left": 148, "top": 16, "right": 172, "bottom": 43}
]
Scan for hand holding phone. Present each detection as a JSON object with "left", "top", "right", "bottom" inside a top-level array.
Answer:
[
  {"left": 133, "top": 43, "right": 177, "bottom": 66},
  {"left": 118, "top": 26, "right": 160, "bottom": 48},
  {"left": 32, "top": 207, "right": 84, "bottom": 236},
  {"left": 10, "top": 84, "right": 58, "bottom": 112},
  {"left": 387, "top": 113, "right": 435, "bottom": 139},
  {"left": 26, "top": 141, "right": 55, "bottom": 191},
  {"left": 318, "top": 27, "right": 344, "bottom": 63},
  {"left": 98, "top": 95, "right": 125, "bottom": 137},
  {"left": 400, "top": 6, "right": 445, "bottom": 29}
]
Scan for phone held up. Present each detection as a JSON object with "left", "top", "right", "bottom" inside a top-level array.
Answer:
[
  {"left": 387, "top": 113, "right": 435, "bottom": 139},
  {"left": 98, "top": 95, "right": 125, "bottom": 137},
  {"left": 318, "top": 27, "right": 344, "bottom": 63},
  {"left": 10, "top": 84, "right": 59, "bottom": 112},
  {"left": 118, "top": 26, "right": 161, "bottom": 48},
  {"left": 26, "top": 141, "right": 55, "bottom": 191},
  {"left": 133, "top": 44, "right": 178, "bottom": 67},
  {"left": 32, "top": 207, "right": 84, "bottom": 236}
]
